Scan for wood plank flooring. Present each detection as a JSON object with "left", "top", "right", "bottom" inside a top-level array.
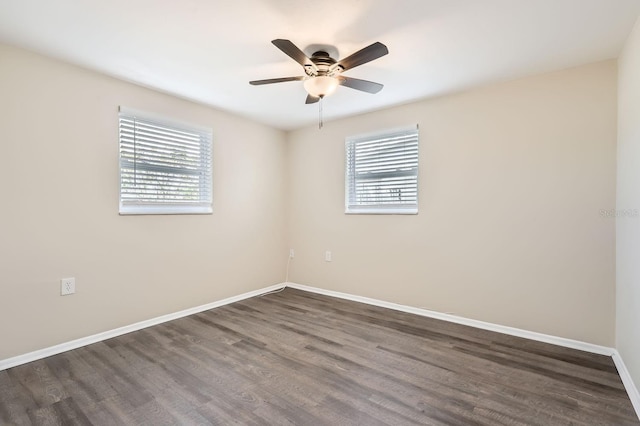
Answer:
[{"left": 0, "top": 288, "right": 637, "bottom": 425}]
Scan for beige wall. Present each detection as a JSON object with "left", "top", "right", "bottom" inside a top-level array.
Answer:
[
  {"left": 0, "top": 44, "right": 288, "bottom": 359},
  {"left": 287, "top": 61, "right": 618, "bottom": 346},
  {"left": 0, "top": 40, "right": 621, "bottom": 361},
  {"left": 617, "top": 17, "right": 640, "bottom": 390}
]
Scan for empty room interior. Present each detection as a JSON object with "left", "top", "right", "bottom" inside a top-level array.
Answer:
[{"left": 2, "top": 0, "right": 640, "bottom": 424}]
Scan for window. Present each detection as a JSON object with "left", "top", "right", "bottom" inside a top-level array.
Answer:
[
  {"left": 345, "top": 126, "right": 419, "bottom": 214},
  {"left": 118, "top": 107, "right": 212, "bottom": 215}
]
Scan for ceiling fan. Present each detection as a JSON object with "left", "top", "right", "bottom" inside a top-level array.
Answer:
[{"left": 250, "top": 39, "right": 389, "bottom": 105}]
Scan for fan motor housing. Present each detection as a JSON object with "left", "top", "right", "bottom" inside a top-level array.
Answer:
[{"left": 306, "top": 51, "right": 343, "bottom": 77}]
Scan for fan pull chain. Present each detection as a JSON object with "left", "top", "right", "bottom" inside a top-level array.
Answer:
[{"left": 319, "top": 97, "right": 324, "bottom": 129}]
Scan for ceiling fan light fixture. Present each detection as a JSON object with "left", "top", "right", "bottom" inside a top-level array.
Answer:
[{"left": 304, "top": 76, "right": 339, "bottom": 98}]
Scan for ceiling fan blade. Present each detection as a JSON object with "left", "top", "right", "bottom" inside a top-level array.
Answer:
[
  {"left": 272, "top": 39, "right": 318, "bottom": 71},
  {"left": 336, "top": 42, "right": 388, "bottom": 71},
  {"left": 338, "top": 76, "right": 384, "bottom": 94},
  {"left": 305, "top": 94, "right": 320, "bottom": 104},
  {"left": 249, "top": 76, "right": 305, "bottom": 85}
]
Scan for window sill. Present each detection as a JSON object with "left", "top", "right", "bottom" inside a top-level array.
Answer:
[
  {"left": 119, "top": 206, "right": 213, "bottom": 215},
  {"left": 345, "top": 208, "right": 418, "bottom": 215}
]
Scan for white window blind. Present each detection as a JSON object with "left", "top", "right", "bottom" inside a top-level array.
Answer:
[
  {"left": 118, "top": 107, "right": 213, "bottom": 215},
  {"left": 345, "top": 126, "right": 419, "bottom": 214}
]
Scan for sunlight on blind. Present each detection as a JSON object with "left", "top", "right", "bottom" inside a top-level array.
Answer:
[
  {"left": 346, "top": 127, "right": 418, "bottom": 214},
  {"left": 119, "top": 107, "right": 212, "bottom": 215}
]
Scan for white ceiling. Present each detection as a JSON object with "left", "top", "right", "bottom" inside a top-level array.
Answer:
[{"left": 1, "top": 0, "right": 639, "bottom": 130}]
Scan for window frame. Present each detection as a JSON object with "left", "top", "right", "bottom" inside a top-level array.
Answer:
[
  {"left": 118, "top": 106, "right": 213, "bottom": 215},
  {"left": 345, "top": 125, "right": 419, "bottom": 215}
]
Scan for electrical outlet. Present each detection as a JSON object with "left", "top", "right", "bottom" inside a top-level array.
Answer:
[
  {"left": 289, "top": 249, "right": 295, "bottom": 259},
  {"left": 325, "top": 251, "right": 332, "bottom": 262},
  {"left": 60, "top": 278, "right": 75, "bottom": 296}
]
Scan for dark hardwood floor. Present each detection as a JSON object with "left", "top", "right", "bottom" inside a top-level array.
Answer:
[{"left": 0, "top": 288, "right": 637, "bottom": 425}]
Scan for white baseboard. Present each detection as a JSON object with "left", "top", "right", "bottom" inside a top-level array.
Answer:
[
  {"left": 0, "top": 283, "right": 286, "bottom": 372},
  {"left": 285, "top": 282, "right": 614, "bottom": 355},
  {"left": 613, "top": 350, "right": 640, "bottom": 419}
]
